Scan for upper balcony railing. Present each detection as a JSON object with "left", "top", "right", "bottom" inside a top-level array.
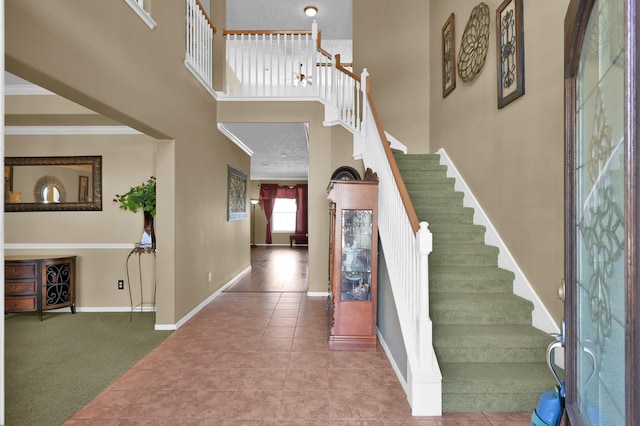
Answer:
[{"left": 185, "top": 0, "right": 216, "bottom": 92}]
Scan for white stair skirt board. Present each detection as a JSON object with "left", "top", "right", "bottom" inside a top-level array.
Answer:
[{"left": 436, "top": 148, "right": 560, "bottom": 337}]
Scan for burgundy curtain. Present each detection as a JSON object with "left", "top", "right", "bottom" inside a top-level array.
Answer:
[
  {"left": 259, "top": 184, "right": 279, "bottom": 244},
  {"left": 295, "top": 184, "right": 308, "bottom": 235},
  {"left": 259, "top": 184, "right": 308, "bottom": 244}
]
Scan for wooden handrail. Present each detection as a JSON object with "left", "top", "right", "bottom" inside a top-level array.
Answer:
[
  {"left": 316, "top": 31, "right": 332, "bottom": 60},
  {"left": 223, "top": 29, "right": 313, "bottom": 36},
  {"left": 194, "top": 0, "right": 216, "bottom": 34},
  {"left": 335, "top": 54, "right": 359, "bottom": 82},
  {"left": 367, "top": 92, "right": 421, "bottom": 234}
]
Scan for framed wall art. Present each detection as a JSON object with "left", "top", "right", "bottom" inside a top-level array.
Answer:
[
  {"left": 227, "top": 166, "right": 248, "bottom": 221},
  {"left": 442, "top": 13, "right": 456, "bottom": 97},
  {"left": 496, "top": 0, "right": 524, "bottom": 108}
]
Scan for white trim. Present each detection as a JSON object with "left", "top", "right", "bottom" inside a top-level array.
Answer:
[
  {"left": 123, "top": 0, "right": 156, "bottom": 29},
  {"left": 185, "top": 60, "right": 216, "bottom": 98},
  {"left": 4, "top": 126, "right": 141, "bottom": 135},
  {"left": 217, "top": 123, "right": 253, "bottom": 156},
  {"left": 154, "top": 265, "right": 252, "bottom": 330},
  {"left": 384, "top": 131, "right": 408, "bottom": 154},
  {"left": 306, "top": 291, "right": 328, "bottom": 297},
  {"left": 4, "top": 243, "right": 136, "bottom": 250},
  {"left": 4, "top": 84, "right": 54, "bottom": 96},
  {"left": 436, "top": 148, "right": 560, "bottom": 335}
]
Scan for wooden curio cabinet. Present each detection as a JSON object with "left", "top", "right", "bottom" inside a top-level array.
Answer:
[{"left": 327, "top": 178, "right": 378, "bottom": 350}]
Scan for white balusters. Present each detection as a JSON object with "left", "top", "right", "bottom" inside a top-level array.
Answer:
[{"left": 185, "top": 0, "right": 213, "bottom": 89}]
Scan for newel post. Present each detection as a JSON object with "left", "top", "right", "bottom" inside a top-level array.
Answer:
[
  {"left": 360, "top": 68, "right": 369, "bottom": 134},
  {"left": 416, "top": 221, "right": 433, "bottom": 368}
]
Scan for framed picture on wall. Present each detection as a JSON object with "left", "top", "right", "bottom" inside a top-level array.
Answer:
[
  {"left": 496, "top": 0, "right": 524, "bottom": 108},
  {"left": 228, "top": 166, "right": 248, "bottom": 221},
  {"left": 442, "top": 13, "right": 456, "bottom": 98}
]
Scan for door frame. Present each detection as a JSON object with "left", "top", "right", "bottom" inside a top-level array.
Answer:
[{"left": 564, "top": 0, "right": 640, "bottom": 424}]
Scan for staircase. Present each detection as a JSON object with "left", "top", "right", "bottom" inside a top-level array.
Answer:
[{"left": 394, "top": 151, "right": 555, "bottom": 412}]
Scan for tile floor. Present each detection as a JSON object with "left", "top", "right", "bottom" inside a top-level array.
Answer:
[{"left": 65, "top": 291, "right": 534, "bottom": 425}]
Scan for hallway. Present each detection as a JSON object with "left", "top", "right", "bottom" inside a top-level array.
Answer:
[{"left": 65, "top": 248, "right": 533, "bottom": 425}]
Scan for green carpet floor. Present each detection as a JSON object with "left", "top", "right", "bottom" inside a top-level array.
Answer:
[
  {"left": 5, "top": 311, "right": 172, "bottom": 426},
  {"left": 393, "top": 151, "right": 556, "bottom": 412}
]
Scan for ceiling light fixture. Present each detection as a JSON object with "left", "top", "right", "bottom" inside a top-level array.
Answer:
[{"left": 304, "top": 6, "right": 318, "bottom": 17}]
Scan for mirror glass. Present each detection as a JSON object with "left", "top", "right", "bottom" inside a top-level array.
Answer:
[{"left": 4, "top": 156, "right": 102, "bottom": 211}]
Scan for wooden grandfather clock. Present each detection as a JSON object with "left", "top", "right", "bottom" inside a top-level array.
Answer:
[{"left": 327, "top": 173, "right": 378, "bottom": 350}]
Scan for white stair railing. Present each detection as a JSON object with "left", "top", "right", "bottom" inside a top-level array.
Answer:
[
  {"left": 224, "top": 27, "right": 317, "bottom": 97},
  {"left": 185, "top": 0, "right": 215, "bottom": 91},
  {"left": 359, "top": 102, "right": 441, "bottom": 416}
]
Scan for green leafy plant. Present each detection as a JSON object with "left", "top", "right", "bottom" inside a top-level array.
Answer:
[{"left": 113, "top": 176, "right": 156, "bottom": 217}]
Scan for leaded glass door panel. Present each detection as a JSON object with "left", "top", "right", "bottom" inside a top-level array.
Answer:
[{"left": 565, "top": 0, "right": 638, "bottom": 424}]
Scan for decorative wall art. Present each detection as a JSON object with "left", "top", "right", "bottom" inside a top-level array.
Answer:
[
  {"left": 227, "top": 166, "right": 248, "bottom": 221},
  {"left": 496, "top": 0, "right": 524, "bottom": 108},
  {"left": 457, "top": 2, "right": 490, "bottom": 83},
  {"left": 441, "top": 13, "right": 456, "bottom": 97}
]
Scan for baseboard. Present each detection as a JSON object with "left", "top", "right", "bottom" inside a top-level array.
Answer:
[
  {"left": 306, "top": 291, "right": 328, "bottom": 297},
  {"left": 436, "top": 148, "right": 560, "bottom": 335}
]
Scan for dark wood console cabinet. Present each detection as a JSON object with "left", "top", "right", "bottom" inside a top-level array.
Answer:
[
  {"left": 327, "top": 179, "right": 378, "bottom": 350},
  {"left": 5, "top": 256, "right": 76, "bottom": 318}
]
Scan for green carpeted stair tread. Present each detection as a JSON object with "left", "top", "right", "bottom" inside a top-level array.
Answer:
[
  {"left": 429, "top": 244, "right": 500, "bottom": 267},
  {"left": 414, "top": 208, "right": 475, "bottom": 225},
  {"left": 427, "top": 224, "right": 487, "bottom": 244},
  {"left": 398, "top": 168, "right": 449, "bottom": 179},
  {"left": 429, "top": 266, "right": 515, "bottom": 293},
  {"left": 393, "top": 152, "right": 441, "bottom": 164},
  {"left": 440, "top": 362, "right": 553, "bottom": 412},
  {"left": 406, "top": 189, "right": 465, "bottom": 203},
  {"left": 405, "top": 180, "right": 456, "bottom": 192},
  {"left": 433, "top": 325, "right": 553, "bottom": 363},
  {"left": 440, "top": 361, "right": 554, "bottom": 398},
  {"left": 430, "top": 293, "right": 534, "bottom": 325}
]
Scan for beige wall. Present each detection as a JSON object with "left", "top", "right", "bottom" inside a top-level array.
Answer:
[
  {"left": 353, "top": 0, "right": 430, "bottom": 154},
  {"left": 5, "top": 0, "right": 250, "bottom": 324},
  {"left": 429, "top": 0, "right": 569, "bottom": 324}
]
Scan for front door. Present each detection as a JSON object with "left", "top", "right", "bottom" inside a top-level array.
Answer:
[{"left": 565, "top": 0, "right": 639, "bottom": 424}]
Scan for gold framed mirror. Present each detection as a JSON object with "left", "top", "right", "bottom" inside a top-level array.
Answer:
[{"left": 4, "top": 156, "right": 102, "bottom": 212}]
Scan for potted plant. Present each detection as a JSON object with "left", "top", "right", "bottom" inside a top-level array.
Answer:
[{"left": 113, "top": 176, "right": 156, "bottom": 248}]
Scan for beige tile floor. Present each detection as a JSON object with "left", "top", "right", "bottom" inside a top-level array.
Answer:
[{"left": 65, "top": 291, "right": 534, "bottom": 425}]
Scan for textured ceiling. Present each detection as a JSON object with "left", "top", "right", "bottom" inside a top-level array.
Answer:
[
  {"left": 220, "top": 123, "right": 309, "bottom": 181},
  {"left": 4, "top": 0, "right": 353, "bottom": 181}
]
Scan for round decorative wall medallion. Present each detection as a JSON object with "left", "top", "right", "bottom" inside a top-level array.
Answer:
[{"left": 457, "top": 2, "right": 491, "bottom": 83}]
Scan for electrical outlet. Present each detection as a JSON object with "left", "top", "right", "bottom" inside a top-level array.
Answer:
[
  {"left": 117, "top": 280, "right": 125, "bottom": 290},
  {"left": 208, "top": 272, "right": 212, "bottom": 282}
]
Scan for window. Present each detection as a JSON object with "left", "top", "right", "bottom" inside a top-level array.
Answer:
[{"left": 271, "top": 198, "right": 296, "bottom": 232}]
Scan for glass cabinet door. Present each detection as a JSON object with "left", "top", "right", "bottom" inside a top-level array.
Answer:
[{"left": 340, "top": 209, "right": 373, "bottom": 301}]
